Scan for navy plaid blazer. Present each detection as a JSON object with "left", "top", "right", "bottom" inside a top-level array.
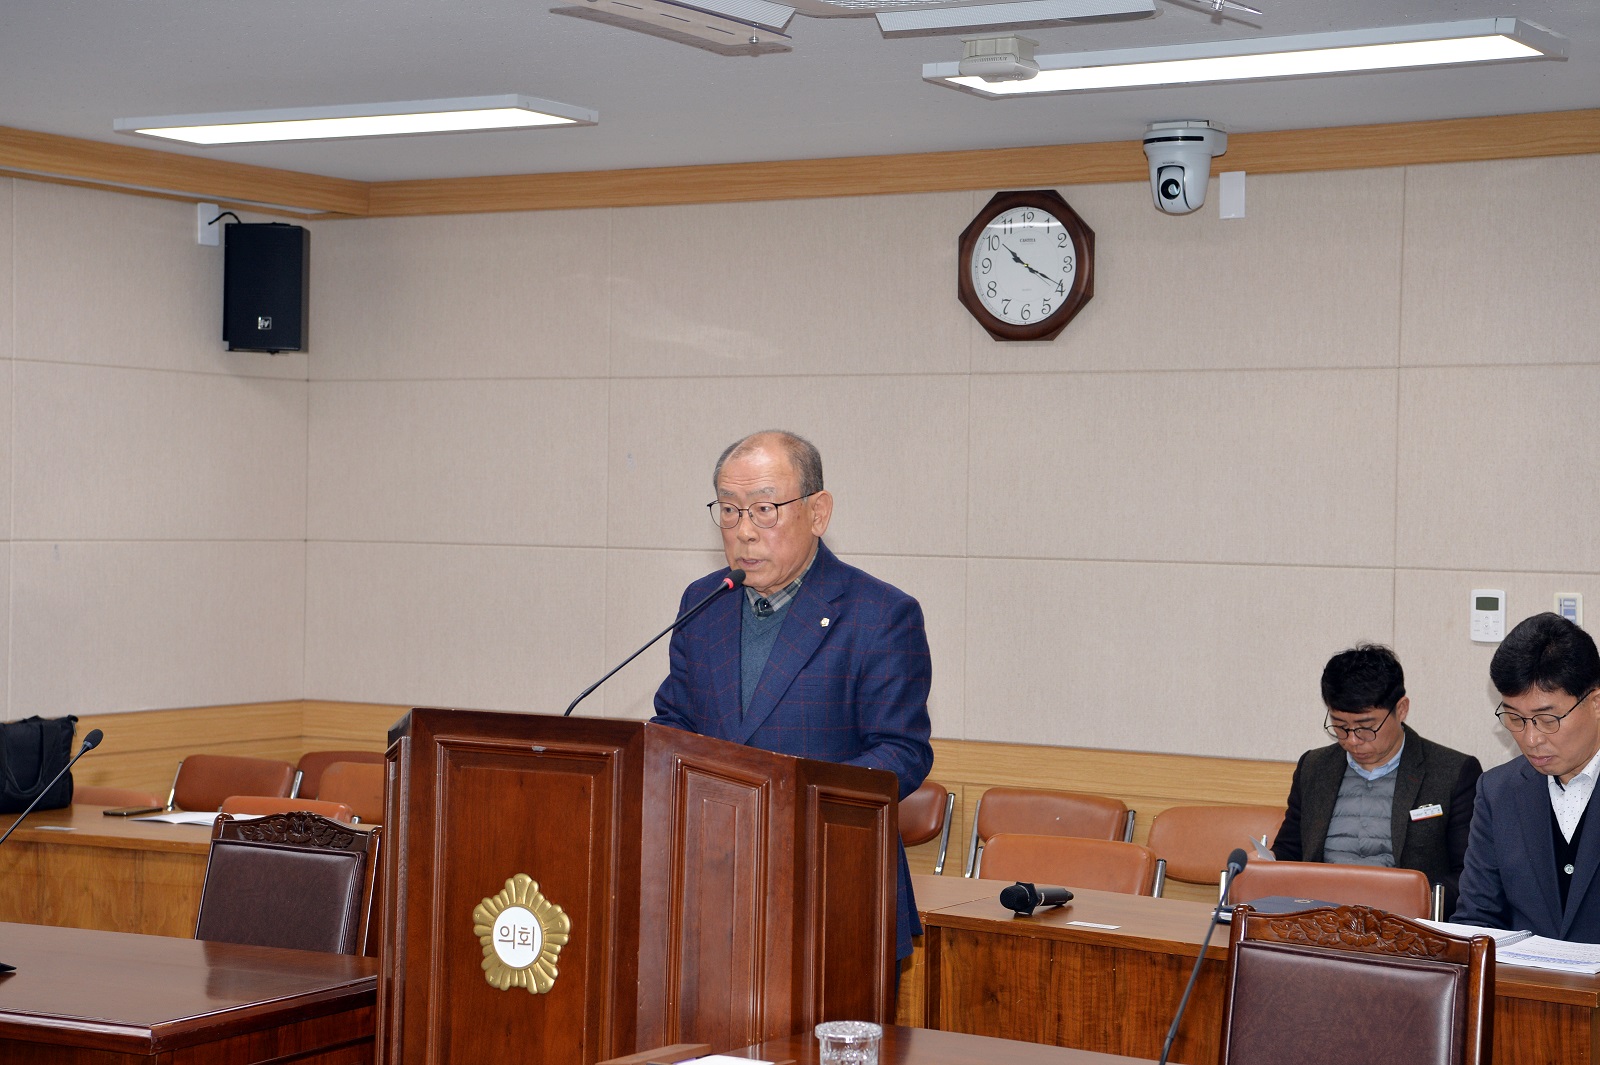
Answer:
[{"left": 652, "top": 539, "right": 934, "bottom": 958}]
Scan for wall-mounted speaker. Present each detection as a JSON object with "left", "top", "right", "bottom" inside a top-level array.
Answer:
[{"left": 223, "top": 222, "right": 308, "bottom": 353}]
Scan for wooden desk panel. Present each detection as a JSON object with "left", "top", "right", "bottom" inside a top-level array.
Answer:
[
  {"left": 897, "top": 875, "right": 1012, "bottom": 1026},
  {"left": 0, "top": 922, "right": 376, "bottom": 1064},
  {"left": 726, "top": 1024, "right": 1155, "bottom": 1065},
  {"left": 0, "top": 806, "right": 212, "bottom": 937},
  {"left": 920, "top": 888, "right": 1600, "bottom": 1065}
]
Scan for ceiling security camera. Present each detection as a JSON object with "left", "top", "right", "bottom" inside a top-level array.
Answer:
[{"left": 1142, "top": 121, "right": 1228, "bottom": 215}]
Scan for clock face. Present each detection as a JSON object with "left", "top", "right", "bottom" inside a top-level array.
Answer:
[
  {"left": 968, "top": 206, "right": 1076, "bottom": 327},
  {"left": 957, "top": 190, "right": 1095, "bottom": 342}
]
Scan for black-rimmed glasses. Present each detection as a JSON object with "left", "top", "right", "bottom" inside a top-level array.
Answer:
[
  {"left": 707, "top": 496, "right": 807, "bottom": 530},
  {"left": 1324, "top": 708, "right": 1393, "bottom": 743},
  {"left": 1496, "top": 689, "right": 1595, "bottom": 734}
]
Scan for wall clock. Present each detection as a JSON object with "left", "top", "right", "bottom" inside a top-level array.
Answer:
[{"left": 958, "top": 189, "right": 1094, "bottom": 342}]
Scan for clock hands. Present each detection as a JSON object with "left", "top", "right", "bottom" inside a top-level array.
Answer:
[{"left": 1002, "top": 243, "right": 1060, "bottom": 287}]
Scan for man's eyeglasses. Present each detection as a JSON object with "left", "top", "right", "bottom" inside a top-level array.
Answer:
[
  {"left": 1324, "top": 708, "right": 1393, "bottom": 743},
  {"left": 707, "top": 497, "right": 807, "bottom": 530},
  {"left": 1495, "top": 689, "right": 1596, "bottom": 734}
]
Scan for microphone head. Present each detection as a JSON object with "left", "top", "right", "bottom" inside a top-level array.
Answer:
[
  {"left": 81, "top": 728, "right": 104, "bottom": 751},
  {"left": 1226, "top": 847, "right": 1249, "bottom": 874},
  {"left": 999, "top": 882, "right": 1042, "bottom": 915},
  {"left": 727, "top": 568, "right": 746, "bottom": 587}
]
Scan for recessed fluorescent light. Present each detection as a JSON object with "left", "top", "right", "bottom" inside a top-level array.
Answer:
[
  {"left": 114, "top": 95, "right": 598, "bottom": 145},
  {"left": 924, "top": 18, "right": 1566, "bottom": 96}
]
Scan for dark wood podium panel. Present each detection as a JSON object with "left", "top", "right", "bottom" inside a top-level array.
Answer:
[
  {"left": 383, "top": 709, "right": 898, "bottom": 1065},
  {"left": 0, "top": 922, "right": 376, "bottom": 1064},
  {"left": 921, "top": 889, "right": 1600, "bottom": 1065}
]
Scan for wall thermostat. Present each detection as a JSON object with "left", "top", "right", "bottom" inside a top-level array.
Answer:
[
  {"left": 1556, "top": 592, "right": 1583, "bottom": 626},
  {"left": 1471, "top": 589, "right": 1506, "bottom": 643}
]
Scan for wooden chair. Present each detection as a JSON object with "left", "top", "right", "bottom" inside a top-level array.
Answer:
[
  {"left": 219, "top": 795, "right": 356, "bottom": 822},
  {"left": 316, "top": 761, "right": 385, "bottom": 824},
  {"left": 1219, "top": 904, "right": 1493, "bottom": 1065},
  {"left": 1147, "top": 804, "right": 1285, "bottom": 897},
  {"left": 899, "top": 779, "right": 956, "bottom": 875},
  {"left": 294, "top": 749, "right": 386, "bottom": 799},
  {"left": 963, "top": 786, "right": 1134, "bottom": 877},
  {"left": 166, "top": 754, "right": 295, "bottom": 812},
  {"left": 979, "top": 833, "right": 1161, "bottom": 895},
  {"left": 74, "top": 784, "right": 164, "bottom": 807},
  {"left": 1228, "top": 860, "right": 1432, "bottom": 919},
  {"left": 194, "top": 811, "right": 381, "bottom": 956}
]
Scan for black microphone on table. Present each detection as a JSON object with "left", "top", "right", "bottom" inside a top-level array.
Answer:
[
  {"left": 0, "top": 727, "right": 103, "bottom": 975},
  {"left": 563, "top": 569, "right": 746, "bottom": 717},
  {"left": 1157, "top": 847, "right": 1249, "bottom": 1065},
  {"left": 1000, "top": 881, "right": 1074, "bottom": 916}
]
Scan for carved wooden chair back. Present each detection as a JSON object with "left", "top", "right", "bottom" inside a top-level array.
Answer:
[
  {"left": 1219, "top": 904, "right": 1493, "bottom": 1065},
  {"left": 195, "top": 811, "right": 381, "bottom": 956}
]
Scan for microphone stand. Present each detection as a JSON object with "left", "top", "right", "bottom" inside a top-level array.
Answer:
[
  {"left": 563, "top": 570, "right": 744, "bottom": 717},
  {"left": 1157, "top": 849, "right": 1247, "bottom": 1065}
]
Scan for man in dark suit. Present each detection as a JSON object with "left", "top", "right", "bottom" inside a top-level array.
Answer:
[
  {"left": 1273, "top": 644, "right": 1482, "bottom": 913},
  {"left": 1455, "top": 613, "right": 1600, "bottom": 940},
  {"left": 652, "top": 430, "right": 934, "bottom": 961}
]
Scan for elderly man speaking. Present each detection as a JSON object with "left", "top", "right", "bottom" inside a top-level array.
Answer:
[{"left": 652, "top": 430, "right": 934, "bottom": 962}]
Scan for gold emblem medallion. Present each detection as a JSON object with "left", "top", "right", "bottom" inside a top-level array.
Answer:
[{"left": 473, "top": 873, "right": 570, "bottom": 993}]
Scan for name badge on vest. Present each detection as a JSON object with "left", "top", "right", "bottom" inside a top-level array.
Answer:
[{"left": 1409, "top": 803, "right": 1444, "bottom": 821}]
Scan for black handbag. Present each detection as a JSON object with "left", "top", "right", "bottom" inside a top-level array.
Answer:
[{"left": 0, "top": 715, "right": 78, "bottom": 814}]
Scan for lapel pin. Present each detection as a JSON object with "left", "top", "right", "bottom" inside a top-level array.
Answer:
[{"left": 821, "top": 618, "right": 830, "bottom": 627}]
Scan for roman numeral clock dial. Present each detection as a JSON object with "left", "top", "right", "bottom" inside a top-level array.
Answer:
[{"left": 958, "top": 190, "right": 1095, "bottom": 342}]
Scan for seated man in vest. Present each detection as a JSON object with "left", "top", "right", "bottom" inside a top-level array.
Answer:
[
  {"left": 1455, "top": 613, "right": 1600, "bottom": 940},
  {"left": 1273, "top": 644, "right": 1482, "bottom": 913}
]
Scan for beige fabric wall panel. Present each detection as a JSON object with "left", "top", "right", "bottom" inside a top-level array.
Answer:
[
  {"left": 968, "top": 369, "right": 1398, "bottom": 567},
  {"left": 1394, "top": 567, "right": 1600, "bottom": 772},
  {"left": 310, "top": 211, "right": 611, "bottom": 381},
  {"left": 606, "top": 375, "right": 970, "bottom": 557},
  {"left": 0, "top": 180, "right": 13, "bottom": 364},
  {"left": 969, "top": 169, "right": 1405, "bottom": 375},
  {"left": 10, "top": 541, "right": 305, "bottom": 718},
  {"left": 12, "top": 362, "right": 307, "bottom": 542},
  {"left": 1401, "top": 156, "right": 1600, "bottom": 367},
  {"left": 607, "top": 194, "right": 972, "bottom": 378},
  {"left": 303, "top": 541, "right": 608, "bottom": 711},
  {"left": 13, "top": 183, "right": 305, "bottom": 379},
  {"left": 963, "top": 557, "right": 1395, "bottom": 758},
  {"left": 1397, "top": 365, "right": 1600, "bottom": 573},
  {"left": 307, "top": 378, "right": 608, "bottom": 546}
]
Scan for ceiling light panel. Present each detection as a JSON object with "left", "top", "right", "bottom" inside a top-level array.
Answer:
[
  {"left": 924, "top": 18, "right": 1566, "bottom": 96},
  {"left": 878, "top": 0, "right": 1152, "bottom": 35},
  {"left": 115, "top": 95, "right": 598, "bottom": 145}
]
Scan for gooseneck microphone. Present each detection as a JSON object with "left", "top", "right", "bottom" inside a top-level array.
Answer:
[
  {"left": 1158, "top": 847, "right": 1248, "bottom": 1065},
  {"left": 1000, "top": 881, "right": 1074, "bottom": 916},
  {"left": 0, "top": 728, "right": 104, "bottom": 850},
  {"left": 563, "top": 569, "right": 745, "bottom": 717}
]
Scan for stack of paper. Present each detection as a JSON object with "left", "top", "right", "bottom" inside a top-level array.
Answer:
[
  {"left": 1497, "top": 936, "right": 1600, "bottom": 975},
  {"left": 1418, "top": 919, "right": 1533, "bottom": 945}
]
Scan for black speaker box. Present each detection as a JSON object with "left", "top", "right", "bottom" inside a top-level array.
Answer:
[{"left": 223, "top": 222, "right": 308, "bottom": 353}]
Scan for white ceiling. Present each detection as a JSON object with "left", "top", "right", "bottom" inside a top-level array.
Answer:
[{"left": 1, "top": 0, "right": 1594, "bottom": 184}]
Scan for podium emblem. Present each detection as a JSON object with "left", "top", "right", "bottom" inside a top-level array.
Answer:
[{"left": 473, "top": 873, "right": 571, "bottom": 993}]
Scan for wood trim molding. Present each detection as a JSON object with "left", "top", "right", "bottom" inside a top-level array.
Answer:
[{"left": 2, "top": 110, "right": 1596, "bottom": 218}]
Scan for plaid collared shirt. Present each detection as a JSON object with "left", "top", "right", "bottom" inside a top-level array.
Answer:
[{"left": 745, "top": 548, "right": 818, "bottom": 617}]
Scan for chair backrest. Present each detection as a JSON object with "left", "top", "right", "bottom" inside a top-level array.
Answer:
[
  {"left": 965, "top": 786, "right": 1131, "bottom": 876},
  {"left": 979, "top": 833, "right": 1161, "bottom": 895},
  {"left": 195, "top": 812, "right": 381, "bottom": 956},
  {"left": 1228, "top": 860, "right": 1432, "bottom": 918},
  {"left": 1219, "top": 904, "right": 1493, "bottom": 1065},
  {"left": 220, "top": 795, "right": 356, "bottom": 822},
  {"left": 1147, "top": 804, "right": 1286, "bottom": 888},
  {"left": 74, "top": 784, "right": 164, "bottom": 807},
  {"left": 295, "top": 749, "right": 386, "bottom": 799},
  {"left": 316, "top": 761, "right": 386, "bottom": 824},
  {"left": 169, "top": 754, "right": 296, "bottom": 812}
]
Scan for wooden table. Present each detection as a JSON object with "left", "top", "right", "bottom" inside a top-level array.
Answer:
[
  {"left": 0, "top": 922, "right": 376, "bottom": 1064},
  {"left": 724, "top": 1024, "right": 1154, "bottom": 1064},
  {"left": 0, "top": 805, "right": 213, "bottom": 937},
  {"left": 917, "top": 882, "right": 1600, "bottom": 1065}
]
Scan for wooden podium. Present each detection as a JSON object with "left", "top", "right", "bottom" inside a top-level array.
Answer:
[{"left": 379, "top": 708, "right": 899, "bottom": 1065}]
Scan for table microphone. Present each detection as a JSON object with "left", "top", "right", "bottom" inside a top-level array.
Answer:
[
  {"left": 0, "top": 727, "right": 103, "bottom": 974},
  {"left": 563, "top": 569, "right": 745, "bottom": 717},
  {"left": 1000, "top": 881, "right": 1073, "bottom": 916},
  {"left": 1157, "top": 847, "right": 1248, "bottom": 1065}
]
